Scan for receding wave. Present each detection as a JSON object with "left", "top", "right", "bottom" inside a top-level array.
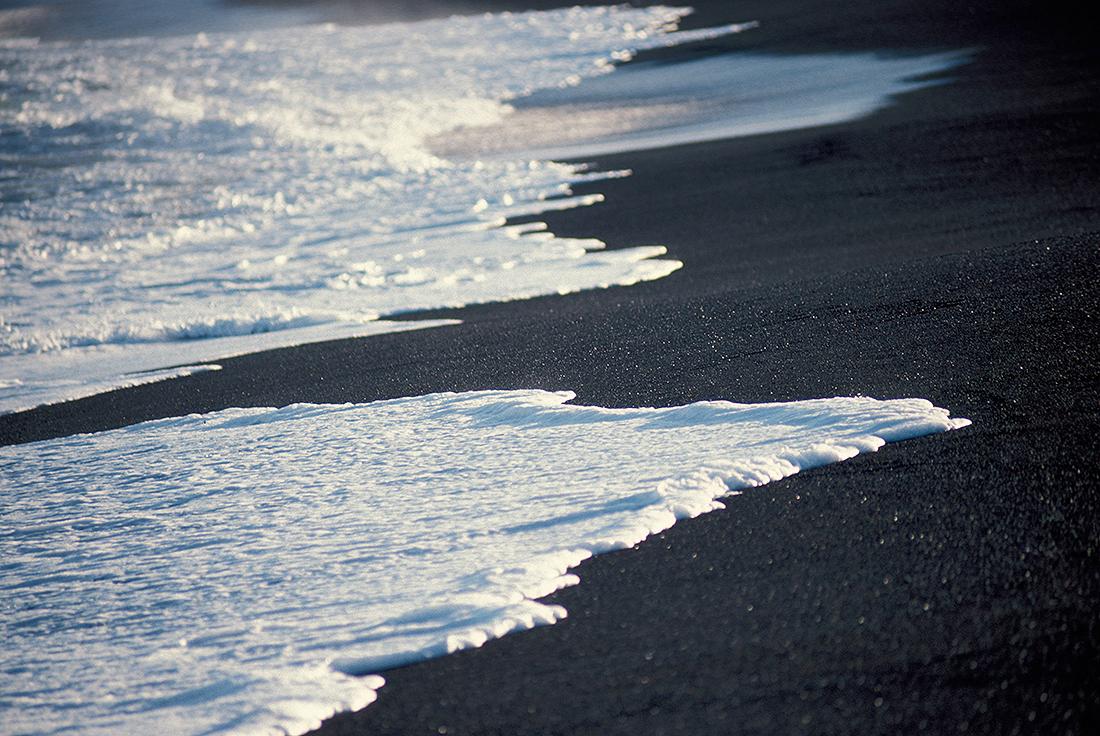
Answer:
[
  {"left": 0, "top": 6, "right": 743, "bottom": 409},
  {"left": 0, "top": 389, "right": 969, "bottom": 735}
]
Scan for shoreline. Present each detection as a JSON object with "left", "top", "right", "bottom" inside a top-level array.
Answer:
[
  {"left": 4, "top": 0, "right": 1098, "bottom": 445},
  {"left": 312, "top": 1, "right": 1100, "bottom": 733},
  {"left": 3, "top": 0, "right": 1098, "bottom": 733}
]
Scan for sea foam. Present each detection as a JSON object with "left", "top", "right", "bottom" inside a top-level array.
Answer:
[
  {"left": 0, "top": 389, "right": 970, "bottom": 735},
  {"left": 0, "top": 7, "right": 744, "bottom": 413}
]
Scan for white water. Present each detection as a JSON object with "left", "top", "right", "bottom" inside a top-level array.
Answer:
[
  {"left": 0, "top": 4, "right": 970, "bottom": 416},
  {"left": 0, "top": 389, "right": 970, "bottom": 735},
  {"left": 0, "top": 7, "right": 745, "bottom": 413}
]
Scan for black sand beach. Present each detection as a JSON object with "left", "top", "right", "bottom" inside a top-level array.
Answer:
[{"left": 3, "top": 0, "right": 1098, "bottom": 733}]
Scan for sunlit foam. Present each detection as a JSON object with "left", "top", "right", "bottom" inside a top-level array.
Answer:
[{"left": 0, "top": 389, "right": 969, "bottom": 735}]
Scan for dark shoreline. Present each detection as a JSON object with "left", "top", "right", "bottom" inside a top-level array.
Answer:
[{"left": 4, "top": 0, "right": 1099, "bottom": 733}]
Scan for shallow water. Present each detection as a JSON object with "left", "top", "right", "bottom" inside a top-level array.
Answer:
[
  {"left": 0, "top": 6, "right": 738, "bottom": 412},
  {"left": 433, "top": 50, "right": 968, "bottom": 160}
]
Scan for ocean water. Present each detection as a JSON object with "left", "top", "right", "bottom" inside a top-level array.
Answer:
[
  {"left": 0, "top": 390, "right": 970, "bottom": 735},
  {"left": 0, "top": 6, "right": 744, "bottom": 413}
]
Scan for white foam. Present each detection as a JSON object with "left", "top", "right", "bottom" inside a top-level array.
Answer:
[
  {"left": 0, "top": 389, "right": 970, "bottom": 735},
  {"left": 0, "top": 7, "right": 743, "bottom": 412},
  {"left": 433, "top": 51, "right": 970, "bottom": 160}
]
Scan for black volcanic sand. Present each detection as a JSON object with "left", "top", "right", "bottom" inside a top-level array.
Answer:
[{"left": 4, "top": 1, "right": 1099, "bottom": 734}]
